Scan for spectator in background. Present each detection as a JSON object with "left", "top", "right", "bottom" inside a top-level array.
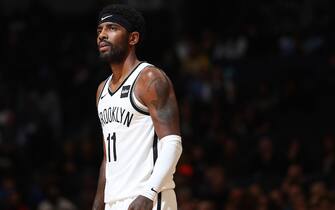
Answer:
[
  {"left": 197, "top": 200, "right": 217, "bottom": 210},
  {"left": 249, "top": 136, "right": 282, "bottom": 190},
  {"left": 321, "top": 135, "right": 335, "bottom": 178},
  {"left": 37, "top": 185, "right": 77, "bottom": 210}
]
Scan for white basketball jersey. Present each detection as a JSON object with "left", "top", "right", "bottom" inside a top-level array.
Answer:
[{"left": 97, "top": 62, "right": 175, "bottom": 203}]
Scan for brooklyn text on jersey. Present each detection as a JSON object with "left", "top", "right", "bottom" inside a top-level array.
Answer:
[{"left": 98, "top": 106, "right": 134, "bottom": 127}]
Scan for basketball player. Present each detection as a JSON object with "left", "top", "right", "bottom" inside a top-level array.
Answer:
[{"left": 92, "top": 4, "right": 183, "bottom": 210}]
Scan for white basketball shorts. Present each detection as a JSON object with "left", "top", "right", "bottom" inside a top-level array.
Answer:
[{"left": 105, "top": 189, "right": 177, "bottom": 210}]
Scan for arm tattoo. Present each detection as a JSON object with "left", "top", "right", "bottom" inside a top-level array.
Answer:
[
  {"left": 154, "top": 82, "right": 175, "bottom": 122},
  {"left": 147, "top": 75, "right": 174, "bottom": 122}
]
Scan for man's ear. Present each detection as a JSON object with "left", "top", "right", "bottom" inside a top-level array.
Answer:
[{"left": 129, "top": 32, "right": 140, "bottom": 46}]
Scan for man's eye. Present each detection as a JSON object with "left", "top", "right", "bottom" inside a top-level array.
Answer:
[{"left": 108, "top": 25, "right": 117, "bottom": 31}]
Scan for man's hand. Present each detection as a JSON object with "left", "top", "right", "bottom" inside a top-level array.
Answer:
[{"left": 128, "top": 195, "right": 153, "bottom": 210}]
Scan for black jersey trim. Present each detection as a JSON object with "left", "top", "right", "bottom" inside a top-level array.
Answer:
[
  {"left": 130, "top": 71, "right": 150, "bottom": 115},
  {"left": 107, "top": 61, "right": 144, "bottom": 97},
  {"left": 153, "top": 134, "right": 158, "bottom": 164},
  {"left": 157, "top": 192, "right": 162, "bottom": 210},
  {"left": 153, "top": 133, "right": 162, "bottom": 210},
  {"left": 97, "top": 76, "right": 111, "bottom": 105}
]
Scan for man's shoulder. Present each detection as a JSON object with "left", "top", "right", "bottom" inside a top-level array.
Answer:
[
  {"left": 133, "top": 64, "right": 171, "bottom": 103},
  {"left": 139, "top": 65, "right": 168, "bottom": 82},
  {"left": 96, "top": 75, "right": 111, "bottom": 104},
  {"left": 97, "top": 76, "right": 110, "bottom": 91}
]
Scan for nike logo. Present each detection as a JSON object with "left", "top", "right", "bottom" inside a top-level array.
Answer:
[
  {"left": 101, "top": 15, "right": 113, "bottom": 21},
  {"left": 100, "top": 93, "right": 107, "bottom": 99},
  {"left": 151, "top": 188, "right": 158, "bottom": 193}
]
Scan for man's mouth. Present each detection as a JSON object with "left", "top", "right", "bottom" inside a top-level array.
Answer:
[{"left": 99, "top": 42, "right": 111, "bottom": 51}]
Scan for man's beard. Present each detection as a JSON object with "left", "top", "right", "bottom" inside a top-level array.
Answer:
[{"left": 99, "top": 39, "right": 128, "bottom": 63}]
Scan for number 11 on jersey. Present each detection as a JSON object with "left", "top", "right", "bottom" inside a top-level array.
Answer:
[{"left": 106, "top": 132, "right": 117, "bottom": 162}]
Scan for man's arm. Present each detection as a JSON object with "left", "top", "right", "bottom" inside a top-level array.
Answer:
[
  {"left": 128, "top": 67, "right": 182, "bottom": 210},
  {"left": 92, "top": 82, "right": 107, "bottom": 210},
  {"left": 136, "top": 66, "right": 181, "bottom": 137},
  {"left": 92, "top": 145, "right": 106, "bottom": 210}
]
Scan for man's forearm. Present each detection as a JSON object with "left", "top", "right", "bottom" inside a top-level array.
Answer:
[
  {"left": 92, "top": 160, "right": 106, "bottom": 210},
  {"left": 141, "top": 135, "right": 182, "bottom": 200}
]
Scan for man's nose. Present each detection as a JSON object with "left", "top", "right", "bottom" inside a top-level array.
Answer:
[{"left": 98, "top": 29, "right": 108, "bottom": 41}]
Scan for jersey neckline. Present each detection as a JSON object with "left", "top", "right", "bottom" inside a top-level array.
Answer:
[{"left": 107, "top": 61, "right": 144, "bottom": 97}]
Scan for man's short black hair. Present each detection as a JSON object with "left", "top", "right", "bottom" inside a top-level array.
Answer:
[{"left": 98, "top": 4, "right": 146, "bottom": 44}]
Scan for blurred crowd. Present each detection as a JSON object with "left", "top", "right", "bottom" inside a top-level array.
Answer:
[{"left": 1, "top": 0, "right": 335, "bottom": 210}]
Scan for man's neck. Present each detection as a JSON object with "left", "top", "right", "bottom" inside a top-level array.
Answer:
[{"left": 109, "top": 53, "right": 139, "bottom": 84}]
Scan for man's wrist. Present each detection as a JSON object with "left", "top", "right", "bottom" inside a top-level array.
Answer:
[{"left": 140, "top": 187, "right": 158, "bottom": 201}]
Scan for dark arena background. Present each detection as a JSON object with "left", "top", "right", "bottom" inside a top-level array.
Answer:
[{"left": 1, "top": 0, "right": 335, "bottom": 209}]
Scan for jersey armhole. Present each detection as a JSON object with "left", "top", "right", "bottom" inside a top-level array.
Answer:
[
  {"left": 130, "top": 70, "right": 150, "bottom": 115},
  {"left": 131, "top": 91, "right": 149, "bottom": 113},
  {"left": 97, "top": 75, "right": 111, "bottom": 106}
]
